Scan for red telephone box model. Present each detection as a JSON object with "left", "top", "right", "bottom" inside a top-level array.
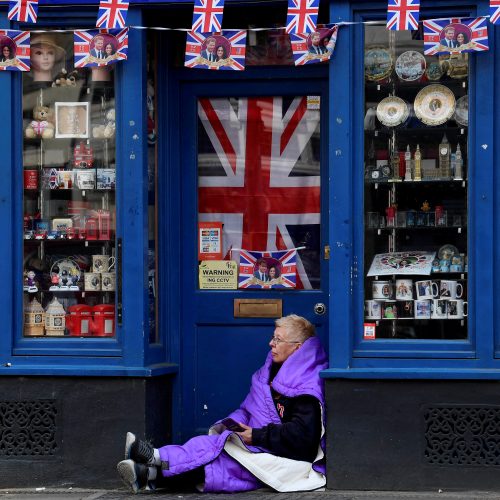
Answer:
[
  {"left": 90, "top": 304, "right": 115, "bottom": 337},
  {"left": 66, "top": 304, "right": 93, "bottom": 336}
]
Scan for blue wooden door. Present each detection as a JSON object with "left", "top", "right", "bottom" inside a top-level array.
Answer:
[{"left": 178, "top": 77, "right": 329, "bottom": 441}]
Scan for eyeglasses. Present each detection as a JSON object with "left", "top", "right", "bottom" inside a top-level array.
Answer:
[{"left": 270, "top": 336, "right": 302, "bottom": 346}]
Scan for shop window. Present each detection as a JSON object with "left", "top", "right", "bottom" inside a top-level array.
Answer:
[
  {"left": 363, "top": 25, "right": 468, "bottom": 339},
  {"left": 22, "top": 32, "right": 117, "bottom": 338}
]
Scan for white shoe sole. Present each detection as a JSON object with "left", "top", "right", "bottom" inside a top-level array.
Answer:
[{"left": 117, "top": 459, "right": 139, "bottom": 494}]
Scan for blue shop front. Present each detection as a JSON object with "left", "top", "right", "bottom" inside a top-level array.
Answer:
[{"left": 1, "top": 0, "right": 500, "bottom": 491}]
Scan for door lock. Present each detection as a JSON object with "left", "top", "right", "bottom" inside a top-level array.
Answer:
[{"left": 314, "top": 303, "right": 326, "bottom": 315}]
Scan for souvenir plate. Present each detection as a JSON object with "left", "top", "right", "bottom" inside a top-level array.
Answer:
[
  {"left": 414, "top": 84, "right": 456, "bottom": 126},
  {"left": 395, "top": 51, "right": 426, "bottom": 82},
  {"left": 454, "top": 95, "right": 468, "bottom": 127},
  {"left": 425, "top": 61, "right": 443, "bottom": 81},
  {"left": 438, "top": 244, "right": 459, "bottom": 261},
  {"left": 376, "top": 96, "right": 410, "bottom": 127},
  {"left": 365, "top": 48, "right": 393, "bottom": 82}
]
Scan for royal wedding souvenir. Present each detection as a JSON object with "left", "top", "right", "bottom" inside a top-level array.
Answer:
[
  {"left": 454, "top": 95, "right": 468, "bottom": 127},
  {"left": 395, "top": 51, "right": 426, "bottom": 82},
  {"left": 376, "top": 96, "right": 410, "bottom": 127},
  {"left": 365, "top": 48, "right": 393, "bottom": 82},
  {"left": 414, "top": 84, "right": 456, "bottom": 126}
]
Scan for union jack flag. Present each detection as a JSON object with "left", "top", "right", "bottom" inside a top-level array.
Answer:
[
  {"left": 386, "top": 0, "right": 420, "bottom": 31},
  {"left": 198, "top": 96, "right": 321, "bottom": 289},
  {"left": 0, "top": 30, "right": 30, "bottom": 72},
  {"left": 8, "top": 0, "right": 38, "bottom": 24},
  {"left": 286, "top": 0, "right": 319, "bottom": 35},
  {"left": 290, "top": 25, "right": 338, "bottom": 66},
  {"left": 191, "top": 0, "right": 225, "bottom": 34},
  {"left": 423, "top": 17, "right": 489, "bottom": 55},
  {"left": 74, "top": 28, "right": 128, "bottom": 68},
  {"left": 185, "top": 30, "right": 246, "bottom": 71},
  {"left": 490, "top": 0, "right": 500, "bottom": 24},
  {"left": 96, "top": 0, "right": 129, "bottom": 29},
  {"left": 238, "top": 249, "right": 297, "bottom": 289}
]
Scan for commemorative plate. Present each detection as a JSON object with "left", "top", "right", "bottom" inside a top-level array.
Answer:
[
  {"left": 395, "top": 51, "right": 426, "bottom": 82},
  {"left": 365, "top": 47, "right": 393, "bottom": 81},
  {"left": 438, "top": 244, "right": 459, "bottom": 261},
  {"left": 414, "top": 84, "right": 456, "bottom": 126},
  {"left": 376, "top": 96, "right": 410, "bottom": 127},
  {"left": 454, "top": 95, "right": 468, "bottom": 127},
  {"left": 425, "top": 61, "right": 444, "bottom": 81}
]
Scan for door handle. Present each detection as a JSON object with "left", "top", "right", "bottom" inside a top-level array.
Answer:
[{"left": 314, "top": 303, "right": 326, "bottom": 315}]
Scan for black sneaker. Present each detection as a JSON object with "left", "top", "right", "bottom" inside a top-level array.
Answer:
[
  {"left": 125, "top": 432, "right": 156, "bottom": 466},
  {"left": 117, "top": 459, "right": 150, "bottom": 494}
]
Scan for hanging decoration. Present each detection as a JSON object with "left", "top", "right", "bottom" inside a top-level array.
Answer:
[
  {"left": 490, "top": 0, "right": 500, "bottom": 24},
  {"left": 74, "top": 28, "right": 129, "bottom": 68},
  {"left": 238, "top": 249, "right": 297, "bottom": 289},
  {"left": 423, "top": 17, "right": 489, "bottom": 55},
  {"left": 0, "top": 30, "right": 30, "bottom": 72},
  {"left": 191, "top": 0, "right": 225, "bottom": 34},
  {"left": 96, "top": 0, "right": 130, "bottom": 29},
  {"left": 185, "top": 30, "right": 246, "bottom": 70},
  {"left": 8, "top": 0, "right": 38, "bottom": 24},
  {"left": 286, "top": 0, "right": 319, "bottom": 34},
  {"left": 386, "top": 0, "right": 420, "bottom": 31},
  {"left": 290, "top": 25, "right": 338, "bottom": 65}
]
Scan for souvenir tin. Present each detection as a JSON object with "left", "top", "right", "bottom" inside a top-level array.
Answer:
[
  {"left": 376, "top": 96, "right": 410, "bottom": 127},
  {"left": 414, "top": 84, "right": 456, "bottom": 126},
  {"left": 454, "top": 95, "right": 468, "bottom": 127},
  {"left": 365, "top": 47, "right": 393, "bottom": 82},
  {"left": 395, "top": 51, "right": 426, "bottom": 82},
  {"left": 425, "top": 61, "right": 444, "bottom": 81}
]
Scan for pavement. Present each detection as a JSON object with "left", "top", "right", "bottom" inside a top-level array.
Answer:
[{"left": 1, "top": 489, "right": 500, "bottom": 500}]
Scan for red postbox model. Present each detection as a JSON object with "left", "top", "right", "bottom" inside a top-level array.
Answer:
[
  {"left": 90, "top": 304, "right": 115, "bottom": 337},
  {"left": 66, "top": 304, "right": 93, "bottom": 336}
]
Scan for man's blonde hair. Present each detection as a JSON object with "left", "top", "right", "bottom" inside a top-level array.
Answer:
[{"left": 275, "top": 314, "right": 315, "bottom": 342}]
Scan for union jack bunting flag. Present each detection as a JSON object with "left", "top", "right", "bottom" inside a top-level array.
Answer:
[
  {"left": 74, "top": 28, "right": 128, "bottom": 68},
  {"left": 185, "top": 30, "right": 246, "bottom": 70},
  {"left": 386, "top": 0, "right": 420, "bottom": 31},
  {"left": 198, "top": 96, "right": 321, "bottom": 289},
  {"left": 290, "top": 25, "right": 338, "bottom": 66},
  {"left": 0, "top": 30, "right": 30, "bottom": 72},
  {"left": 96, "top": 0, "right": 129, "bottom": 29},
  {"left": 286, "top": 0, "right": 319, "bottom": 35},
  {"left": 8, "top": 0, "right": 38, "bottom": 24},
  {"left": 490, "top": 0, "right": 500, "bottom": 24},
  {"left": 423, "top": 17, "right": 489, "bottom": 55},
  {"left": 238, "top": 249, "right": 297, "bottom": 289},
  {"left": 191, "top": 0, "right": 224, "bottom": 34}
]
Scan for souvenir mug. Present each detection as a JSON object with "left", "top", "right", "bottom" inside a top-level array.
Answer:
[
  {"left": 431, "top": 299, "right": 448, "bottom": 319},
  {"left": 439, "top": 259, "right": 450, "bottom": 273},
  {"left": 101, "top": 272, "right": 115, "bottom": 292},
  {"left": 439, "top": 280, "right": 463, "bottom": 299},
  {"left": 395, "top": 279, "right": 413, "bottom": 300},
  {"left": 415, "top": 280, "right": 438, "bottom": 299},
  {"left": 365, "top": 300, "right": 382, "bottom": 320},
  {"left": 92, "top": 255, "right": 115, "bottom": 273},
  {"left": 382, "top": 301, "right": 397, "bottom": 319},
  {"left": 23, "top": 169, "right": 38, "bottom": 189},
  {"left": 372, "top": 281, "right": 393, "bottom": 299},
  {"left": 84, "top": 272, "right": 101, "bottom": 291},
  {"left": 396, "top": 300, "right": 414, "bottom": 319},
  {"left": 447, "top": 299, "right": 468, "bottom": 319},
  {"left": 414, "top": 299, "right": 431, "bottom": 319}
]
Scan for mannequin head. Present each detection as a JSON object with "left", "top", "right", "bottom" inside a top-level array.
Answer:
[{"left": 30, "top": 34, "right": 65, "bottom": 82}]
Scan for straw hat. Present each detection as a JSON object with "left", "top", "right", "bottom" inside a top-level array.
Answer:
[{"left": 30, "top": 34, "right": 66, "bottom": 62}]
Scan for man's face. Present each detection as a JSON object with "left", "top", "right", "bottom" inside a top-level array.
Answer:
[
  {"left": 207, "top": 40, "right": 216, "bottom": 52},
  {"left": 445, "top": 29, "right": 455, "bottom": 40},
  {"left": 258, "top": 262, "right": 268, "bottom": 274},
  {"left": 311, "top": 34, "right": 320, "bottom": 46},
  {"left": 95, "top": 38, "right": 104, "bottom": 50},
  {"left": 269, "top": 326, "right": 302, "bottom": 364}
]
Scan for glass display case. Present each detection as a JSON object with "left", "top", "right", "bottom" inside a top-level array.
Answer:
[
  {"left": 22, "top": 33, "right": 117, "bottom": 338},
  {"left": 363, "top": 26, "right": 468, "bottom": 340}
]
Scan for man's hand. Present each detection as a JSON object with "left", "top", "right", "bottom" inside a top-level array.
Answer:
[{"left": 236, "top": 423, "right": 253, "bottom": 445}]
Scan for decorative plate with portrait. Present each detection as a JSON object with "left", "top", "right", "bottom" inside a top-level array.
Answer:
[
  {"left": 438, "top": 244, "right": 459, "bottom": 261},
  {"left": 49, "top": 258, "right": 81, "bottom": 290},
  {"left": 425, "top": 61, "right": 444, "bottom": 81},
  {"left": 414, "top": 84, "right": 456, "bottom": 126},
  {"left": 454, "top": 95, "right": 468, "bottom": 127},
  {"left": 365, "top": 48, "right": 393, "bottom": 82},
  {"left": 376, "top": 96, "right": 410, "bottom": 127},
  {"left": 395, "top": 51, "right": 426, "bottom": 82}
]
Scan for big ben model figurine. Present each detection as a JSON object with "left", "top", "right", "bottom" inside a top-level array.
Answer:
[
  {"left": 404, "top": 144, "right": 412, "bottom": 181},
  {"left": 390, "top": 147, "right": 401, "bottom": 182},
  {"left": 413, "top": 144, "right": 422, "bottom": 181},
  {"left": 454, "top": 143, "right": 463, "bottom": 180},
  {"left": 439, "top": 134, "right": 451, "bottom": 179}
]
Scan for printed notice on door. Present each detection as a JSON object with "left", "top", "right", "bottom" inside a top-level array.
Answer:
[
  {"left": 199, "top": 260, "right": 238, "bottom": 289},
  {"left": 198, "top": 221, "right": 223, "bottom": 261}
]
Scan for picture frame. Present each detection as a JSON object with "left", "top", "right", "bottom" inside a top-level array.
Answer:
[{"left": 55, "top": 102, "right": 89, "bottom": 139}]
